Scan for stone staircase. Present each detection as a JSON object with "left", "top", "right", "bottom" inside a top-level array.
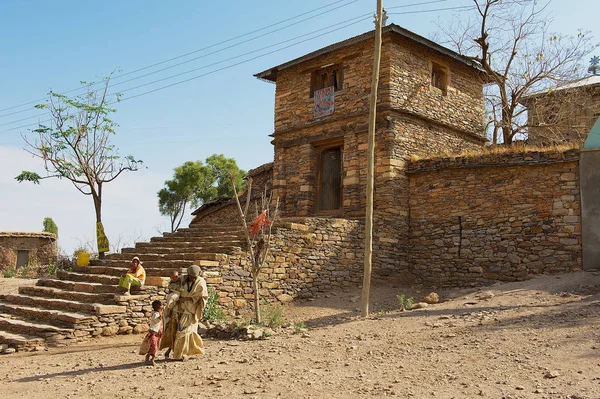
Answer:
[{"left": 0, "top": 224, "right": 245, "bottom": 351}]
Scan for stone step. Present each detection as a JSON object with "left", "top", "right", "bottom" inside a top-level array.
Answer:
[
  {"left": 57, "top": 270, "right": 119, "bottom": 285},
  {"left": 150, "top": 236, "right": 244, "bottom": 244},
  {"left": 20, "top": 286, "right": 116, "bottom": 304},
  {"left": 0, "top": 302, "right": 97, "bottom": 328},
  {"left": 135, "top": 242, "right": 241, "bottom": 251},
  {"left": 0, "top": 330, "right": 45, "bottom": 349},
  {"left": 105, "top": 252, "right": 228, "bottom": 262},
  {"left": 74, "top": 262, "right": 219, "bottom": 278},
  {"left": 0, "top": 314, "right": 74, "bottom": 338},
  {"left": 37, "top": 278, "right": 121, "bottom": 294},
  {"left": 2, "top": 294, "right": 126, "bottom": 315},
  {"left": 178, "top": 225, "right": 242, "bottom": 232},
  {"left": 87, "top": 259, "right": 220, "bottom": 271}
]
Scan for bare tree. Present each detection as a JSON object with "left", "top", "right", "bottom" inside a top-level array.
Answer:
[
  {"left": 439, "top": 0, "right": 597, "bottom": 144},
  {"left": 231, "top": 176, "right": 279, "bottom": 324},
  {"left": 16, "top": 75, "right": 142, "bottom": 257}
]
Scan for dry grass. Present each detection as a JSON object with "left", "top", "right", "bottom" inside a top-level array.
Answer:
[{"left": 409, "top": 143, "right": 577, "bottom": 162}]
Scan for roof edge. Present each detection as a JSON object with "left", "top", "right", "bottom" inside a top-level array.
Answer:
[{"left": 254, "top": 24, "right": 486, "bottom": 82}]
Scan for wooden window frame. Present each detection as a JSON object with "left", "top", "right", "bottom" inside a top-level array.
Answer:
[
  {"left": 314, "top": 138, "right": 344, "bottom": 215},
  {"left": 430, "top": 61, "right": 449, "bottom": 94},
  {"left": 310, "top": 64, "right": 344, "bottom": 98}
]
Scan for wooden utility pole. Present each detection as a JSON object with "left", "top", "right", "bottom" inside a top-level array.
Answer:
[{"left": 361, "top": 0, "right": 384, "bottom": 318}]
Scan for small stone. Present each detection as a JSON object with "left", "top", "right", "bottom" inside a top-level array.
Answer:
[
  {"left": 544, "top": 370, "right": 559, "bottom": 379},
  {"left": 2, "top": 348, "right": 16, "bottom": 354},
  {"left": 422, "top": 292, "right": 440, "bottom": 304},
  {"left": 515, "top": 386, "right": 525, "bottom": 390},
  {"left": 412, "top": 302, "right": 429, "bottom": 309}
]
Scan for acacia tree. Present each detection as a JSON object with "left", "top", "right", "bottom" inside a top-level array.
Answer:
[
  {"left": 158, "top": 155, "right": 245, "bottom": 232},
  {"left": 440, "top": 0, "right": 597, "bottom": 144},
  {"left": 16, "top": 76, "right": 142, "bottom": 258},
  {"left": 231, "top": 176, "right": 279, "bottom": 325}
]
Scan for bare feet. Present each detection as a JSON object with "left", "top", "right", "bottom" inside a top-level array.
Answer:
[
  {"left": 164, "top": 348, "right": 171, "bottom": 359},
  {"left": 145, "top": 354, "right": 150, "bottom": 363}
]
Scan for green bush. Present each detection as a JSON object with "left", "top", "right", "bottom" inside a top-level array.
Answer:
[
  {"left": 292, "top": 321, "right": 306, "bottom": 334},
  {"left": 396, "top": 294, "right": 414, "bottom": 311},
  {"left": 203, "top": 287, "right": 227, "bottom": 321},
  {"left": 259, "top": 301, "right": 286, "bottom": 328},
  {"left": 3, "top": 267, "right": 16, "bottom": 278}
]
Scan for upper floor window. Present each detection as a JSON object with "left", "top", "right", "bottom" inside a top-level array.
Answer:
[
  {"left": 310, "top": 64, "right": 343, "bottom": 98},
  {"left": 431, "top": 62, "right": 448, "bottom": 93}
]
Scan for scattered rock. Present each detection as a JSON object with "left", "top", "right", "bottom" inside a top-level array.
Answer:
[
  {"left": 412, "top": 302, "right": 429, "bottom": 309},
  {"left": 1, "top": 348, "right": 16, "bottom": 355},
  {"left": 477, "top": 291, "right": 495, "bottom": 300},
  {"left": 422, "top": 292, "right": 440, "bottom": 304},
  {"left": 544, "top": 370, "right": 560, "bottom": 379},
  {"left": 277, "top": 294, "right": 293, "bottom": 303}
]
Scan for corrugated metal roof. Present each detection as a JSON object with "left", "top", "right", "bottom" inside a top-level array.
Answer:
[
  {"left": 254, "top": 23, "right": 485, "bottom": 82},
  {"left": 522, "top": 75, "right": 600, "bottom": 101}
]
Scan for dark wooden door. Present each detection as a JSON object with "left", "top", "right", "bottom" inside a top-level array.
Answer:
[
  {"left": 319, "top": 147, "right": 342, "bottom": 211},
  {"left": 16, "top": 250, "right": 29, "bottom": 269}
]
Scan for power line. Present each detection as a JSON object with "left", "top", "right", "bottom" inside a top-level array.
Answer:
[
  {"left": 0, "top": 3, "right": 478, "bottom": 135},
  {"left": 0, "top": 0, "right": 359, "bottom": 115},
  {"left": 0, "top": 0, "right": 448, "bottom": 117},
  {"left": 0, "top": 13, "right": 371, "bottom": 128}
]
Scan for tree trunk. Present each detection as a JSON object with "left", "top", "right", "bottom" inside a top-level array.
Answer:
[
  {"left": 93, "top": 192, "right": 105, "bottom": 259},
  {"left": 253, "top": 272, "right": 261, "bottom": 324}
]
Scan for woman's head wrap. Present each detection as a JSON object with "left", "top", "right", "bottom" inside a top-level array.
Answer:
[
  {"left": 187, "top": 264, "right": 201, "bottom": 277},
  {"left": 131, "top": 256, "right": 141, "bottom": 264}
]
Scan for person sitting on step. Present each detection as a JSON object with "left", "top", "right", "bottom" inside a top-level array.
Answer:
[{"left": 118, "top": 256, "right": 146, "bottom": 294}]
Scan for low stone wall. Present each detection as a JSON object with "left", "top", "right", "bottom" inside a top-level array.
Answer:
[
  {"left": 407, "top": 149, "right": 581, "bottom": 286},
  {"left": 201, "top": 218, "right": 364, "bottom": 314}
]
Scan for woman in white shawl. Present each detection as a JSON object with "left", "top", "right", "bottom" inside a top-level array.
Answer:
[{"left": 160, "top": 265, "right": 208, "bottom": 360}]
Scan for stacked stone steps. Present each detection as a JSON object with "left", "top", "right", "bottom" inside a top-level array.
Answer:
[
  {"left": 0, "top": 293, "right": 123, "bottom": 316},
  {"left": 106, "top": 252, "right": 228, "bottom": 262},
  {"left": 134, "top": 242, "right": 242, "bottom": 252},
  {"left": 19, "top": 285, "right": 116, "bottom": 304},
  {"left": 37, "top": 278, "right": 122, "bottom": 294},
  {"left": 0, "top": 330, "right": 44, "bottom": 349},
  {"left": 57, "top": 270, "right": 119, "bottom": 285},
  {"left": 0, "top": 315, "right": 74, "bottom": 340},
  {"left": 0, "top": 303, "right": 96, "bottom": 328},
  {"left": 87, "top": 259, "right": 220, "bottom": 272}
]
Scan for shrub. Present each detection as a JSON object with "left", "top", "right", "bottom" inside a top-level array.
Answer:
[
  {"left": 396, "top": 294, "right": 414, "bottom": 311},
  {"left": 259, "top": 301, "right": 286, "bottom": 328},
  {"left": 292, "top": 321, "right": 306, "bottom": 334},
  {"left": 203, "top": 287, "right": 227, "bottom": 321},
  {"left": 3, "top": 267, "right": 16, "bottom": 278}
]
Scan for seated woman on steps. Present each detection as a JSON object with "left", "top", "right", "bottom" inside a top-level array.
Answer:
[{"left": 119, "top": 256, "right": 146, "bottom": 294}]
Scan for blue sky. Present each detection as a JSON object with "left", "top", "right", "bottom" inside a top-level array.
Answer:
[{"left": 0, "top": 0, "right": 597, "bottom": 254}]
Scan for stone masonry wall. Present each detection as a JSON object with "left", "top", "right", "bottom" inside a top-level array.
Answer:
[
  {"left": 386, "top": 35, "right": 486, "bottom": 136},
  {"left": 0, "top": 232, "right": 57, "bottom": 272},
  {"left": 200, "top": 218, "right": 364, "bottom": 314},
  {"left": 524, "top": 85, "right": 600, "bottom": 146},
  {"left": 407, "top": 149, "right": 581, "bottom": 287}
]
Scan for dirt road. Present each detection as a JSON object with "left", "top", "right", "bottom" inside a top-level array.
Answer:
[{"left": 1, "top": 272, "right": 599, "bottom": 399}]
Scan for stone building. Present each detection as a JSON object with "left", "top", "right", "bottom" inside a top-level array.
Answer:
[
  {"left": 520, "top": 74, "right": 600, "bottom": 145},
  {"left": 253, "top": 23, "right": 489, "bottom": 274},
  {"left": 0, "top": 232, "right": 57, "bottom": 272}
]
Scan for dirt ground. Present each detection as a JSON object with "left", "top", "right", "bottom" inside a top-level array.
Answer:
[{"left": 1, "top": 271, "right": 600, "bottom": 399}]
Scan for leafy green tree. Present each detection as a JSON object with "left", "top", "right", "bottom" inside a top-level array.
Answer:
[
  {"left": 42, "top": 217, "right": 58, "bottom": 238},
  {"left": 16, "top": 75, "right": 143, "bottom": 257},
  {"left": 158, "top": 155, "right": 245, "bottom": 232}
]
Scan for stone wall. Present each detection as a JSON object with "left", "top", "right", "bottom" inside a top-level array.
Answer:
[
  {"left": 200, "top": 218, "right": 364, "bottom": 314},
  {"left": 407, "top": 149, "right": 581, "bottom": 286},
  {"left": 523, "top": 85, "right": 600, "bottom": 146},
  {"left": 0, "top": 232, "right": 57, "bottom": 272}
]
